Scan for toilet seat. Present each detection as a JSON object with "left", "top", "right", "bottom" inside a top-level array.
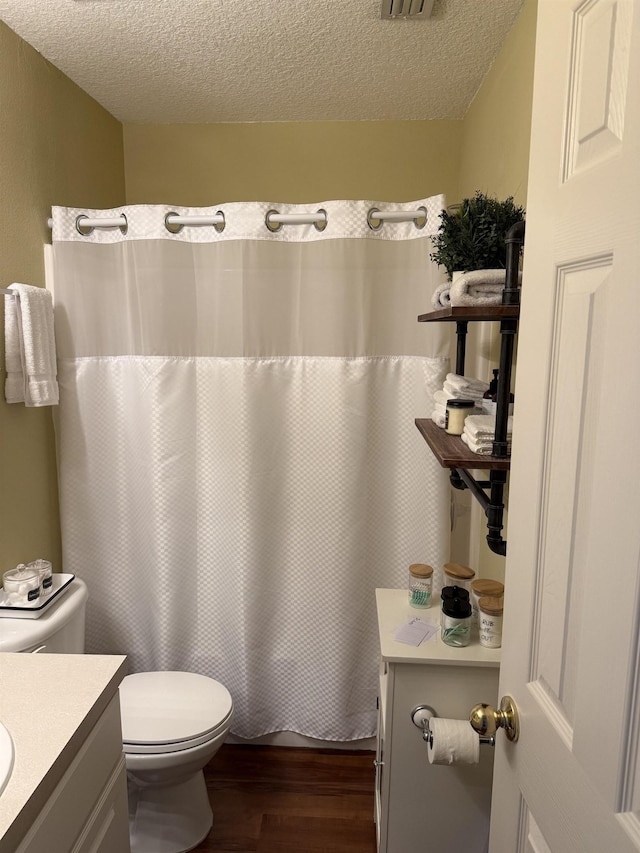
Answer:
[
  {"left": 123, "top": 708, "right": 233, "bottom": 754},
  {"left": 120, "top": 671, "right": 233, "bottom": 755}
]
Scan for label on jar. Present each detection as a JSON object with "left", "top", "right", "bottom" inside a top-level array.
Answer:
[
  {"left": 27, "top": 588, "right": 40, "bottom": 601},
  {"left": 479, "top": 613, "right": 503, "bottom": 648},
  {"left": 42, "top": 575, "right": 53, "bottom": 590}
]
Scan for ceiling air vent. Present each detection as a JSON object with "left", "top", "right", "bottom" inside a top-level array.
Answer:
[{"left": 381, "top": 0, "right": 435, "bottom": 19}]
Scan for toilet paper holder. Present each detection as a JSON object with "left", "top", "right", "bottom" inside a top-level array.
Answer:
[{"left": 411, "top": 704, "right": 496, "bottom": 747}]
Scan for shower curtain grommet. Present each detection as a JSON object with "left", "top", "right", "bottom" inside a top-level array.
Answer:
[
  {"left": 76, "top": 213, "right": 128, "bottom": 235},
  {"left": 414, "top": 205, "right": 428, "bottom": 229},
  {"left": 75, "top": 214, "right": 95, "bottom": 236},
  {"left": 313, "top": 208, "right": 328, "bottom": 232},
  {"left": 213, "top": 210, "right": 226, "bottom": 233},
  {"left": 164, "top": 211, "right": 184, "bottom": 234},
  {"left": 367, "top": 207, "right": 383, "bottom": 231},
  {"left": 265, "top": 209, "right": 283, "bottom": 232}
]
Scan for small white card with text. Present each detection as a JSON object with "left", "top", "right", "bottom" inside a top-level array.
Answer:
[{"left": 393, "top": 617, "right": 438, "bottom": 646}]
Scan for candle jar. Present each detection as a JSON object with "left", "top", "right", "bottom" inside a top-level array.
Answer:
[
  {"left": 478, "top": 596, "right": 504, "bottom": 648},
  {"left": 445, "top": 399, "right": 475, "bottom": 435},
  {"left": 470, "top": 579, "right": 504, "bottom": 628},
  {"left": 408, "top": 563, "right": 433, "bottom": 609},
  {"left": 441, "top": 596, "right": 472, "bottom": 647},
  {"left": 3, "top": 564, "right": 41, "bottom": 606},
  {"left": 443, "top": 562, "right": 475, "bottom": 592}
]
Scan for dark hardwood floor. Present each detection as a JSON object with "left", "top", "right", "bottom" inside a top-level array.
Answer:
[{"left": 192, "top": 744, "right": 378, "bottom": 852}]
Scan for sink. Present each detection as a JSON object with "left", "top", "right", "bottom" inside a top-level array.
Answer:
[{"left": 0, "top": 721, "right": 14, "bottom": 796}]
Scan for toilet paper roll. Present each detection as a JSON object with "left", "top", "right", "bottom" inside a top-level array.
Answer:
[{"left": 427, "top": 717, "right": 480, "bottom": 765}]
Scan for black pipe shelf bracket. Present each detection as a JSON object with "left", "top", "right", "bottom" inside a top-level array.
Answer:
[
  {"left": 450, "top": 468, "right": 508, "bottom": 557},
  {"left": 417, "top": 220, "right": 525, "bottom": 557}
]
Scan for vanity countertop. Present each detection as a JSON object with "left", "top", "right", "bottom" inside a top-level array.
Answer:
[
  {"left": 0, "top": 652, "right": 127, "bottom": 853},
  {"left": 376, "top": 588, "right": 501, "bottom": 667}
]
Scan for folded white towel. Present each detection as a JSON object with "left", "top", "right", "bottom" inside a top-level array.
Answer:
[
  {"left": 443, "top": 382, "right": 486, "bottom": 403},
  {"left": 461, "top": 432, "right": 512, "bottom": 448},
  {"left": 436, "top": 387, "right": 487, "bottom": 416},
  {"left": 450, "top": 270, "right": 523, "bottom": 307},
  {"left": 433, "top": 389, "right": 454, "bottom": 406},
  {"left": 462, "top": 433, "right": 512, "bottom": 455},
  {"left": 431, "top": 409, "right": 446, "bottom": 429},
  {"left": 431, "top": 281, "right": 452, "bottom": 310},
  {"left": 463, "top": 415, "right": 514, "bottom": 441},
  {"left": 461, "top": 433, "right": 511, "bottom": 456},
  {"left": 4, "top": 283, "right": 58, "bottom": 407},
  {"left": 445, "top": 373, "right": 489, "bottom": 394}
]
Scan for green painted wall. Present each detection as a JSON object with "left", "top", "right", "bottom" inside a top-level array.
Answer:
[
  {"left": 123, "top": 120, "right": 462, "bottom": 207},
  {"left": 0, "top": 21, "right": 125, "bottom": 573},
  {"left": 458, "top": 0, "right": 537, "bottom": 207},
  {"left": 455, "top": 0, "right": 537, "bottom": 581}
]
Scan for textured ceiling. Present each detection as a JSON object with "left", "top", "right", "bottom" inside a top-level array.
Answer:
[{"left": 0, "top": 0, "right": 526, "bottom": 124}]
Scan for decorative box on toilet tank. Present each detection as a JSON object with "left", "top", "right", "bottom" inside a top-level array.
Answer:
[{"left": 375, "top": 588, "right": 500, "bottom": 853}]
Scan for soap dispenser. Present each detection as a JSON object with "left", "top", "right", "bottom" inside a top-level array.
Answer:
[{"left": 483, "top": 369, "right": 499, "bottom": 400}]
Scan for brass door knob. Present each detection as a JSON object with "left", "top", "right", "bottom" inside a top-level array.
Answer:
[{"left": 469, "top": 695, "right": 519, "bottom": 742}]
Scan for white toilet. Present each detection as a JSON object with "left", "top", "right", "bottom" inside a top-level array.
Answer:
[{"left": 0, "top": 577, "right": 234, "bottom": 853}]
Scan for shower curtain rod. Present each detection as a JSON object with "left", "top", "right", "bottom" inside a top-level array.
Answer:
[{"left": 46, "top": 206, "right": 428, "bottom": 233}]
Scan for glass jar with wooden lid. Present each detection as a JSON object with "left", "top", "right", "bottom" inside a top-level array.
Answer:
[
  {"left": 408, "top": 563, "right": 434, "bottom": 609},
  {"left": 470, "top": 579, "right": 504, "bottom": 627},
  {"left": 442, "top": 562, "right": 475, "bottom": 592},
  {"left": 478, "top": 596, "right": 504, "bottom": 648}
]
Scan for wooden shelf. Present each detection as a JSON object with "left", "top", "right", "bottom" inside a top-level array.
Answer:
[
  {"left": 415, "top": 418, "right": 511, "bottom": 471},
  {"left": 418, "top": 305, "right": 520, "bottom": 323}
]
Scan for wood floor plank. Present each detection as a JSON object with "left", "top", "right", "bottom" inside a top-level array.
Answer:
[
  {"left": 256, "top": 815, "right": 377, "bottom": 853},
  {"left": 208, "top": 745, "right": 375, "bottom": 793},
  {"left": 190, "top": 744, "right": 377, "bottom": 853},
  {"left": 211, "top": 787, "right": 374, "bottom": 821}
]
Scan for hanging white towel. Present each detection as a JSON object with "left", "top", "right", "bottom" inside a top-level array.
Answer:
[
  {"left": 4, "top": 283, "right": 58, "bottom": 406},
  {"left": 4, "top": 294, "right": 24, "bottom": 404}
]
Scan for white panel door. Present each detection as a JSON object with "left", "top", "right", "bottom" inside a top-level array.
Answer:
[{"left": 489, "top": 1, "right": 640, "bottom": 850}]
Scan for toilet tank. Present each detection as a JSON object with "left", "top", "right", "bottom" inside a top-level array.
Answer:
[{"left": 0, "top": 578, "right": 88, "bottom": 654}]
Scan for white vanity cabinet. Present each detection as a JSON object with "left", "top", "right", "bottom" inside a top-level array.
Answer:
[
  {"left": 0, "top": 654, "right": 130, "bottom": 853},
  {"left": 15, "top": 694, "right": 129, "bottom": 853},
  {"left": 375, "top": 589, "right": 500, "bottom": 853}
]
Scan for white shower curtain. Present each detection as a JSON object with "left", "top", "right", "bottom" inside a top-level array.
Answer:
[{"left": 51, "top": 197, "right": 450, "bottom": 740}]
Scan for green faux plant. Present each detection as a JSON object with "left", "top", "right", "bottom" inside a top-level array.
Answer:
[{"left": 430, "top": 192, "right": 525, "bottom": 281}]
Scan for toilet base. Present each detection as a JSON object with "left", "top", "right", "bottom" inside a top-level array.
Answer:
[{"left": 128, "top": 769, "right": 213, "bottom": 853}]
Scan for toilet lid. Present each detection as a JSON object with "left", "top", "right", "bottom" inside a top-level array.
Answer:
[{"left": 119, "top": 671, "right": 233, "bottom": 745}]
